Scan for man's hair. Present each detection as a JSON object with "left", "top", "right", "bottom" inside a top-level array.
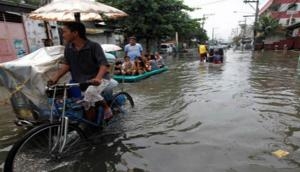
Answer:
[
  {"left": 129, "top": 36, "right": 136, "bottom": 40},
  {"left": 64, "top": 22, "right": 87, "bottom": 39}
]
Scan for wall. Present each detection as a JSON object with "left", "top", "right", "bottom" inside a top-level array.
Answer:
[
  {"left": 23, "top": 14, "right": 60, "bottom": 52},
  {"left": 264, "top": 34, "right": 285, "bottom": 44},
  {"left": 0, "top": 14, "right": 61, "bottom": 63},
  {"left": 87, "top": 32, "right": 116, "bottom": 45},
  {"left": 0, "top": 21, "right": 28, "bottom": 62},
  {"left": 293, "top": 28, "right": 300, "bottom": 36}
]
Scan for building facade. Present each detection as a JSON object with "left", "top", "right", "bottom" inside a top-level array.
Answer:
[
  {"left": 259, "top": 0, "right": 300, "bottom": 49},
  {"left": 0, "top": 1, "right": 122, "bottom": 62},
  {"left": 0, "top": 0, "right": 60, "bottom": 63},
  {"left": 260, "top": 1, "right": 300, "bottom": 25}
]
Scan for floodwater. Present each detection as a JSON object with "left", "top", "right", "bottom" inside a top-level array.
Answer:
[{"left": 1, "top": 49, "right": 300, "bottom": 172}]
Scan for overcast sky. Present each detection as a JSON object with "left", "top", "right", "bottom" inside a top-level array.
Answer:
[{"left": 183, "top": 0, "right": 267, "bottom": 41}]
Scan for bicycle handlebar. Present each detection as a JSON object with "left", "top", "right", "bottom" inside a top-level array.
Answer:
[{"left": 46, "top": 81, "right": 92, "bottom": 90}]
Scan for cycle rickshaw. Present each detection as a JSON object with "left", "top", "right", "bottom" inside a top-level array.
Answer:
[{"left": 0, "top": 46, "right": 134, "bottom": 171}]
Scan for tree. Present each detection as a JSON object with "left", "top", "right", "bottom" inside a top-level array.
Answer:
[
  {"left": 232, "top": 35, "right": 242, "bottom": 46},
  {"left": 256, "top": 15, "right": 283, "bottom": 40},
  {"left": 24, "top": 0, "right": 40, "bottom": 5},
  {"left": 98, "top": 0, "right": 208, "bottom": 50}
]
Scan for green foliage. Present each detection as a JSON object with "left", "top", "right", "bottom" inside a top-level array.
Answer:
[
  {"left": 256, "top": 15, "right": 283, "bottom": 38},
  {"left": 24, "top": 0, "right": 40, "bottom": 5},
  {"left": 98, "top": 0, "right": 207, "bottom": 48}
]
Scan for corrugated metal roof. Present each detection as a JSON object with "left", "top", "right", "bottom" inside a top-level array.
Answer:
[{"left": 0, "top": 0, "right": 36, "bottom": 13}]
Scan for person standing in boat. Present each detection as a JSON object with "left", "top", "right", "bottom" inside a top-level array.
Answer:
[{"left": 124, "top": 36, "right": 143, "bottom": 62}]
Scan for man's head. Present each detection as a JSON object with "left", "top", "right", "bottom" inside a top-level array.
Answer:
[
  {"left": 124, "top": 56, "right": 130, "bottom": 61},
  {"left": 128, "top": 36, "right": 136, "bottom": 45},
  {"left": 62, "top": 22, "right": 87, "bottom": 43}
]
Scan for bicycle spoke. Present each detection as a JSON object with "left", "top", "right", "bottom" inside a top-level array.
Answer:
[{"left": 7, "top": 123, "right": 86, "bottom": 172}]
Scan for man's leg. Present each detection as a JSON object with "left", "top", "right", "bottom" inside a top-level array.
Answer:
[
  {"left": 200, "top": 53, "right": 204, "bottom": 62},
  {"left": 85, "top": 106, "right": 97, "bottom": 122},
  {"left": 95, "top": 100, "right": 112, "bottom": 120}
]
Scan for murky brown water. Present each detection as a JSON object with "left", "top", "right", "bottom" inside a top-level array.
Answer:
[{"left": 1, "top": 49, "right": 300, "bottom": 172}]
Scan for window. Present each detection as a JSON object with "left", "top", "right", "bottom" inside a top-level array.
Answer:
[
  {"left": 287, "top": 3, "right": 297, "bottom": 11},
  {"left": 286, "top": 18, "right": 290, "bottom": 25},
  {"left": 270, "top": 4, "right": 280, "bottom": 11},
  {"left": 0, "top": 12, "right": 22, "bottom": 23},
  {"left": 160, "top": 45, "right": 168, "bottom": 48},
  {"left": 286, "top": 18, "right": 296, "bottom": 25},
  {"left": 291, "top": 18, "right": 296, "bottom": 25}
]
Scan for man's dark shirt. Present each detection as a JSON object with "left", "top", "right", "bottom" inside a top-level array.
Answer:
[{"left": 64, "top": 40, "right": 109, "bottom": 83}]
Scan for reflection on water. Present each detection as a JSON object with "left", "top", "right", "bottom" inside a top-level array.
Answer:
[{"left": 1, "top": 50, "right": 300, "bottom": 171}]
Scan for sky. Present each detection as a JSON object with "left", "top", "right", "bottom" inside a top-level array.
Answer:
[{"left": 183, "top": 0, "right": 268, "bottom": 41}]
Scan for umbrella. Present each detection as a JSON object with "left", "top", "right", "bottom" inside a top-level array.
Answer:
[
  {"left": 29, "top": 0, "right": 127, "bottom": 22},
  {"left": 101, "top": 44, "right": 122, "bottom": 52}
]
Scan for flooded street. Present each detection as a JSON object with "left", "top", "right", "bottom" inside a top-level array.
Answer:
[{"left": 1, "top": 49, "right": 300, "bottom": 172}]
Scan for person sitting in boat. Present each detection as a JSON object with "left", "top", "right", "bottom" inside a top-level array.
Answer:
[
  {"left": 114, "top": 59, "right": 124, "bottom": 75},
  {"left": 142, "top": 55, "right": 151, "bottom": 71},
  {"left": 207, "top": 48, "right": 214, "bottom": 63},
  {"left": 150, "top": 54, "right": 159, "bottom": 71},
  {"left": 132, "top": 57, "right": 146, "bottom": 75},
  {"left": 155, "top": 52, "right": 165, "bottom": 68},
  {"left": 122, "top": 56, "right": 134, "bottom": 75}
]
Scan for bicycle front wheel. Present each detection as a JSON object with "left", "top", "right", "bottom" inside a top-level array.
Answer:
[
  {"left": 4, "top": 123, "right": 88, "bottom": 172},
  {"left": 110, "top": 91, "right": 134, "bottom": 115}
]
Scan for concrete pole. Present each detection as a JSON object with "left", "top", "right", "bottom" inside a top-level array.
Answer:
[
  {"left": 202, "top": 14, "right": 206, "bottom": 28},
  {"left": 40, "top": 0, "right": 54, "bottom": 46},
  {"left": 253, "top": 0, "right": 259, "bottom": 49},
  {"left": 175, "top": 32, "right": 179, "bottom": 52}
]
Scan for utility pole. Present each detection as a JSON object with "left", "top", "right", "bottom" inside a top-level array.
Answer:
[
  {"left": 40, "top": 0, "right": 54, "bottom": 46},
  {"left": 238, "top": 19, "right": 247, "bottom": 51},
  {"left": 201, "top": 13, "right": 215, "bottom": 28},
  {"left": 244, "top": 0, "right": 259, "bottom": 50},
  {"left": 244, "top": 18, "right": 246, "bottom": 51}
]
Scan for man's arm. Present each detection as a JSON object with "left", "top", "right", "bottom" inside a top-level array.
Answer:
[
  {"left": 49, "top": 64, "right": 70, "bottom": 84},
  {"left": 139, "top": 44, "right": 143, "bottom": 57},
  {"left": 124, "top": 44, "right": 128, "bottom": 56},
  {"left": 94, "top": 65, "right": 108, "bottom": 81},
  {"left": 91, "top": 43, "right": 109, "bottom": 85}
]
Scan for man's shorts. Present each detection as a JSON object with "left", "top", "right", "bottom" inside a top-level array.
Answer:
[{"left": 200, "top": 53, "right": 207, "bottom": 58}]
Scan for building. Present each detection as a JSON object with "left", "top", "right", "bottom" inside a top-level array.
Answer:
[
  {"left": 259, "top": 0, "right": 300, "bottom": 49},
  {"left": 260, "top": 0, "right": 300, "bottom": 28},
  {"left": 0, "top": 1, "right": 35, "bottom": 62},
  {"left": 84, "top": 22, "right": 122, "bottom": 47},
  {"left": 0, "top": 1, "right": 123, "bottom": 62},
  {"left": 0, "top": 0, "right": 60, "bottom": 62}
]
